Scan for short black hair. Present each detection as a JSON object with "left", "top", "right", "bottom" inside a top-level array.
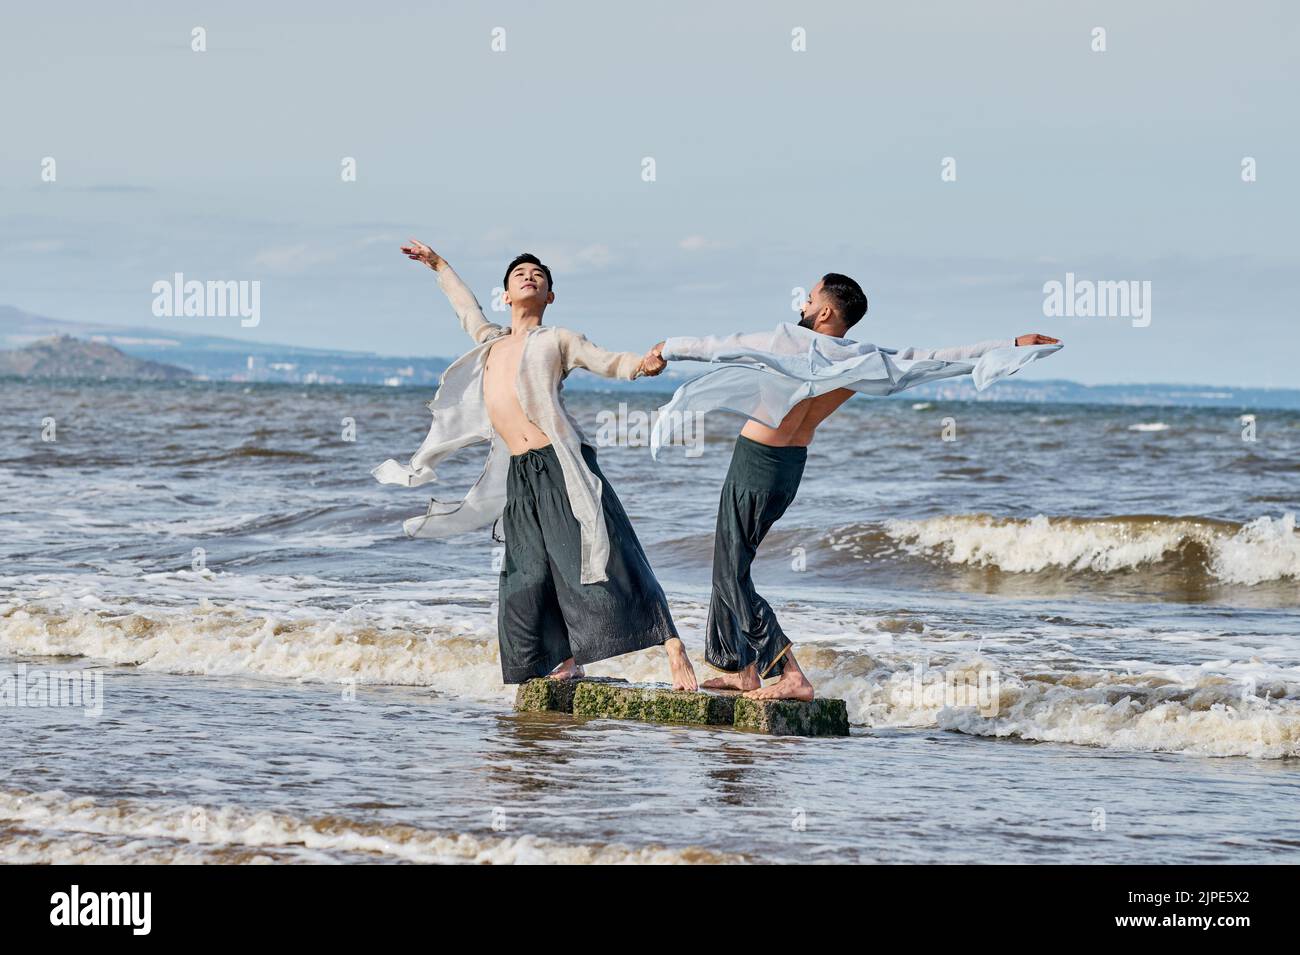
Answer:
[
  {"left": 504, "top": 253, "right": 554, "bottom": 293},
  {"left": 821, "top": 272, "right": 868, "bottom": 328}
]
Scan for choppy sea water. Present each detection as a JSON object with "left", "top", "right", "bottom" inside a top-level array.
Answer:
[{"left": 1, "top": 379, "right": 1298, "bottom": 863}]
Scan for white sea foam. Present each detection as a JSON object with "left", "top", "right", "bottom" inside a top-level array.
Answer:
[
  {"left": 5, "top": 593, "right": 1298, "bottom": 758},
  {"left": 0, "top": 788, "right": 738, "bottom": 865},
  {"left": 883, "top": 512, "right": 1300, "bottom": 584},
  {"left": 806, "top": 648, "right": 1300, "bottom": 759},
  {"left": 1128, "top": 422, "right": 1170, "bottom": 432},
  {"left": 0, "top": 595, "right": 514, "bottom": 704},
  {"left": 1210, "top": 513, "right": 1300, "bottom": 585}
]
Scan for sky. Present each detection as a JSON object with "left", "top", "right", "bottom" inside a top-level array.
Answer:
[{"left": 1, "top": 0, "right": 1296, "bottom": 386}]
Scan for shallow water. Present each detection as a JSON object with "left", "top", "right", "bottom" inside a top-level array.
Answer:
[
  {"left": 1, "top": 379, "right": 1297, "bottom": 862},
  {"left": 4, "top": 662, "right": 1297, "bottom": 864}
]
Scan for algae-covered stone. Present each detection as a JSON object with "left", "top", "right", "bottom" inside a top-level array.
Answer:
[
  {"left": 572, "top": 681, "right": 736, "bottom": 726},
  {"left": 732, "top": 696, "right": 850, "bottom": 737},
  {"left": 514, "top": 676, "right": 628, "bottom": 714},
  {"left": 519, "top": 677, "right": 851, "bottom": 738}
]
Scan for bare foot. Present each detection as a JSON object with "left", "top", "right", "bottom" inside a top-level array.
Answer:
[
  {"left": 701, "top": 664, "right": 760, "bottom": 692},
  {"left": 664, "top": 637, "right": 698, "bottom": 691},
  {"left": 743, "top": 668, "right": 814, "bottom": 701},
  {"left": 546, "top": 658, "right": 585, "bottom": 680}
]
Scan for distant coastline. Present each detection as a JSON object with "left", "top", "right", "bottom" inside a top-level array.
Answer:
[{"left": 2, "top": 305, "right": 1297, "bottom": 409}]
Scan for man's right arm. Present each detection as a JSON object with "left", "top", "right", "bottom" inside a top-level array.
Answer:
[
  {"left": 401, "top": 238, "right": 504, "bottom": 345},
  {"left": 658, "top": 329, "right": 791, "bottom": 362},
  {"left": 435, "top": 264, "right": 504, "bottom": 344}
]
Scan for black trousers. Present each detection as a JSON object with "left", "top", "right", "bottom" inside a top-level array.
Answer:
[
  {"left": 497, "top": 443, "right": 677, "bottom": 684},
  {"left": 705, "top": 434, "right": 807, "bottom": 678}
]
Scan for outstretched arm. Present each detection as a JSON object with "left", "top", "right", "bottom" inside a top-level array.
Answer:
[
  {"left": 655, "top": 328, "right": 795, "bottom": 363},
  {"left": 562, "top": 330, "right": 653, "bottom": 381},
  {"left": 892, "top": 333, "right": 1060, "bottom": 361},
  {"left": 400, "top": 238, "right": 504, "bottom": 345},
  {"left": 645, "top": 327, "right": 855, "bottom": 374}
]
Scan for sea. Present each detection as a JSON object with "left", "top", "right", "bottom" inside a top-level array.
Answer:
[{"left": 1, "top": 378, "right": 1297, "bottom": 863}]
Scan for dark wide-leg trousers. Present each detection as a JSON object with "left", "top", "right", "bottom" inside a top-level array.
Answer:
[
  {"left": 497, "top": 442, "right": 677, "bottom": 684},
  {"left": 705, "top": 434, "right": 807, "bottom": 679}
]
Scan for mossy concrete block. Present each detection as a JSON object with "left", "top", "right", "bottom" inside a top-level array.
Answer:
[
  {"left": 519, "top": 678, "right": 851, "bottom": 738},
  {"left": 514, "top": 676, "right": 628, "bottom": 714},
  {"left": 732, "top": 697, "right": 850, "bottom": 737},
  {"left": 572, "top": 681, "right": 736, "bottom": 726}
]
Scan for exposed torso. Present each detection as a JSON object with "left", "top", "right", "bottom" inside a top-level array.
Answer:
[
  {"left": 740, "top": 388, "right": 855, "bottom": 447},
  {"left": 482, "top": 332, "right": 553, "bottom": 454}
]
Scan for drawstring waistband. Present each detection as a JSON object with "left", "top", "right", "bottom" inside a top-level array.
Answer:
[
  {"left": 510, "top": 443, "right": 562, "bottom": 474},
  {"left": 497, "top": 446, "right": 559, "bottom": 546}
]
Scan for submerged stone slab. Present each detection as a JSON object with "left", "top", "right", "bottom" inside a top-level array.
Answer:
[
  {"left": 572, "top": 681, "right": 736, "bottom": 726},
  {"left": 732, "top": 696, "right": 850, "bottom": 737},
  {"left": 518, "top": 677, "right": 851, "bottom": 737},
  {"left": 514, "top": 676, "right": 629, "bottom": 714}
]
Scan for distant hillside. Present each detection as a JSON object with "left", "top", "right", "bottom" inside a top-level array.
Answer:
[
  {"left": 0, "top": 305, "right": 449, "bottom": 385},
  {"left": 0, "top": 334, "right": 192, "bottom": 380}
]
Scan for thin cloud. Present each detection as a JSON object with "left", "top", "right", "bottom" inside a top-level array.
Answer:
[
  {"left": 73, "top": 184, "right": 157, "bottom": 194},
  {"left": 679, "top": 235, "right": 724, "bottom": 252},
  {"left": 7, "top": 239, "right": 66, "bottom": 254},
  {"left": 251, "top": 243, "right": 339, "bottom": 274}
]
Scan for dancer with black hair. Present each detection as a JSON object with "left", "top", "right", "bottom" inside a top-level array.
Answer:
[
  {"left": 376, "top": 240, "right": 697, "bottom": 690},
  {"left": 648, "top": 273, "right": 1061, "bottom": 700}
]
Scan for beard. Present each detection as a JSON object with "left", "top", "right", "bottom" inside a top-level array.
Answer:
[{"left": 797, "top": 311, "right": 816, "bottom": 330}]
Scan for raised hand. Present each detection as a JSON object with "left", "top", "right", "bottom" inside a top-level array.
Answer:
[
  {"left": 401, "top": 238, "right": 446, "bottom": 271},
  {"left": 1016, "top": 333, "right": 1061, "bottom": 346}
]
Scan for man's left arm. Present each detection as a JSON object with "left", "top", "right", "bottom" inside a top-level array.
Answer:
[
  {"left": 893, "top": 333, "right": 1059, "bottom": 361},
  {"left": 562, "top": 330, "right": 653, "bottom": 380}
]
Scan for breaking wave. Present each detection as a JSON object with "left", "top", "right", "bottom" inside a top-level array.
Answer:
[
  {"left": 876, "top": 512, "right": 1300, "bottom": 586},
  {"left": 0, "top": 788, "right": 739, "bottom": 864},
  {"left": 4, "top": 597, "right": 1298, "bottom": 758}
]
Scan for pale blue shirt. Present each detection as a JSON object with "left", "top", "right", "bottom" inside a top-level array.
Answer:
[{"left": 651, "top": 322, "right": 1062, "bottom": 456}]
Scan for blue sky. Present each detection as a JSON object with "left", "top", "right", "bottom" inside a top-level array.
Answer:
[{"left": 1, "top": 0, "right": 1296, "bottom": 386}]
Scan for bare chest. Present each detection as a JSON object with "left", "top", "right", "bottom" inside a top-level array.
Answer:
[{"left": 483, "top": 336, "right": 525, "bottom": 392}]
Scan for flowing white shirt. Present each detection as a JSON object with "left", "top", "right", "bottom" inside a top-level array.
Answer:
[
  {"left": 651, "top": 323, "right": 1061, "bottom": 455},
  {"left": 372, "top": 265, "right": 645, "bottom": 584}
]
